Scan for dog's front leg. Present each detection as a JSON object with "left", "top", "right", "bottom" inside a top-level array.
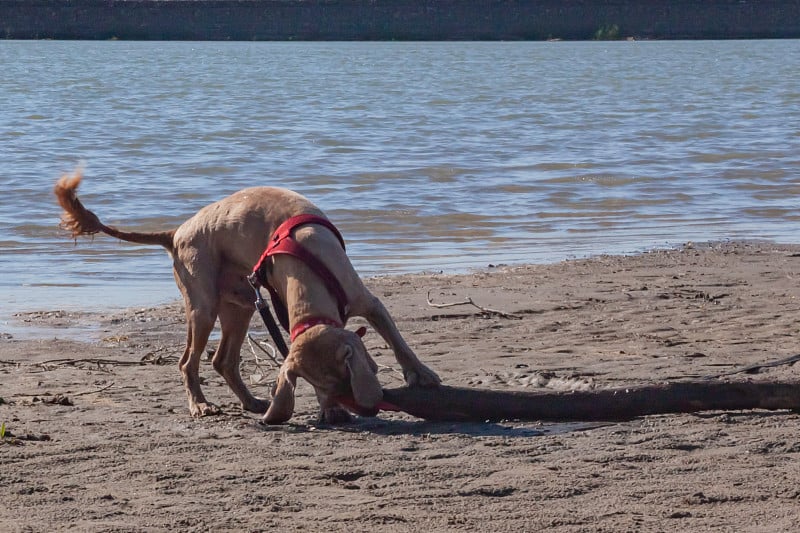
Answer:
[{"left": 361, "top": 295, "right": 441, "bottom": 387}]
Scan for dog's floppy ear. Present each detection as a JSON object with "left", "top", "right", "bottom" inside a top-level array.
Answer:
[
  {"left": 262, "top": 360, "right": 298, "bottom": 424},
  {"left": 343, "top": 344, "right": 383, "bottom": 409}
]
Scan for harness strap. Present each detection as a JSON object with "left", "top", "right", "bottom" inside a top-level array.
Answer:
[
  {"left": 269, "top": 213, "right": 346, "bottom": 251},
  {"left": 247, "top": 273, "right": 290, "bottom": 357}
]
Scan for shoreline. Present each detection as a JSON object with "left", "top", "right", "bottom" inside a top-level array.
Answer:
[
  {"left": 2, "top": 240, "right": 800, "bottom": 530},
  {"left": 3, "top": 238, "right": 796, "bottom": 340},
  {"left": 3, "top": 0, "right": 800, "bottom": 41},
  {"left": 1, "top": 235, "right": 699, "bottom": 330}
]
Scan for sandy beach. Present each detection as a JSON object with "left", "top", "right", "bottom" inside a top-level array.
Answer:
[{"left": 2, "top": 241, "right": 799, "bottom": 531}]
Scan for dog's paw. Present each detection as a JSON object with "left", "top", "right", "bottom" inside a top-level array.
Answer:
[
  {"left": 318, "top": 406, "right": 354, "bottom": 425},
  {"left": 404, "top": 364, "right": 442, "bottom": 388},
  {"left": 189, "top": 401, "right": 222, "bottom": 417}
]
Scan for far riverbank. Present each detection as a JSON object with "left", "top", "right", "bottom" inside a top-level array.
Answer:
[{"left": 3, "top": 0, "right": 800, "bottom": 41}]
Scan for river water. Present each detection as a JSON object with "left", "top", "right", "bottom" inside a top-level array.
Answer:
[{"left": 1, "top": 40, "right": 798, "bottom": 321}]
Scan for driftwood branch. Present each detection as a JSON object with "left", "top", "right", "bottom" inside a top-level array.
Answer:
[
  {"left": 426, "top": 290, "right": 522, "bottom": 319},
  {"left": 381, "top": 381, "right": 800, "bottom": 422}
]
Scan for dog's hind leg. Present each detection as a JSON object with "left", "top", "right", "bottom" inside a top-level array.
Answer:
[
  {"left": 179, "top": 305, "right": 220, "bottom": 417},
  {"left": 213, "top": 301, "right": 270, "bottom": 414},
  {"left": 173, "top": 253, "right": 222, "bottom": 417}
]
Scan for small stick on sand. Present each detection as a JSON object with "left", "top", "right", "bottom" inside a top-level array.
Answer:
[
  {"left": 72, "top": 382, "right": 115, "bottom": 397},
  {"left": 426, "top": 290, "right": 522, "bottom": 319},
  {"left": 708, "top": 353, "right": 800, "bottom": 378},
  {"left": 246, "top": 334, "right": 283, "bottom": 368}
]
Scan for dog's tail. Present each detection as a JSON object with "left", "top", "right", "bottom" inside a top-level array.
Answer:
[{"left": 54, "top": 169, "right": 176, "bottom": 252}]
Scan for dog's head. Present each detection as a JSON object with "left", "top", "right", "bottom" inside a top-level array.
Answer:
[{"left": 262, "top": 325, "right": 383, "bottom": 424}]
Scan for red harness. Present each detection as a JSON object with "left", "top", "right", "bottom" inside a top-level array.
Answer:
[
  {"left": 252, "top": 214, "right": 350, "bottom": 341},
  {"left": 251, "top": 214, "right": 404, "bottom": 416}
]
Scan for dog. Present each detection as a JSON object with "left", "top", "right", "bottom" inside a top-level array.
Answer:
[{"left": 54, "top": 171, "right": 440, "bottom": 424}]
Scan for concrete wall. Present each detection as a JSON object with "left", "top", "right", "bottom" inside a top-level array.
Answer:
[{"left": 2, "top": 0, "right": 799, "bottom": 41}]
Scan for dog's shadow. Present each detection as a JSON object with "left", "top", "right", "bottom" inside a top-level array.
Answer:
[{"left": 259, "top": 415, "right": 609, "bottom": 438}]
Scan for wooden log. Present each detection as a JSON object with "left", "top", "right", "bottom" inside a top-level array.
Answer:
[{"left": 381, "top": 381, "right": 800, "bottom": 422}]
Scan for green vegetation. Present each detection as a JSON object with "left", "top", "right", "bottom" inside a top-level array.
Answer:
[{"left": 593, "top": 24, "right": 621, "bottom": 40}]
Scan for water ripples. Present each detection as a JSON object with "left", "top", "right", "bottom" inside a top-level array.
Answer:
[{"left": 1, "top": 40, "right": 799, "bottom": 314}]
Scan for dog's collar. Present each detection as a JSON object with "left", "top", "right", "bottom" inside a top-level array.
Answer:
[
  {"left": 289, "top": 318, "right": 368, "bottom": 342},
  {"left": 290, "top": 317, "right": 343, "bottom": 342}
]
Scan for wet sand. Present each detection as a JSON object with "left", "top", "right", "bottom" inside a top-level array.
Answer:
[{"left": 2, "top": 241, "right": 799, "bottom": 531}]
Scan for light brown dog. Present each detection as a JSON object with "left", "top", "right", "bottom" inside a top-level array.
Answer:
[{"left": 54, "top": 171, "right": 440, "bottom": 424}]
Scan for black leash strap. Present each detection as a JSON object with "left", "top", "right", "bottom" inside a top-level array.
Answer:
[{"left": 247, "top": 273, "right": 289, "bottom": 358}]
